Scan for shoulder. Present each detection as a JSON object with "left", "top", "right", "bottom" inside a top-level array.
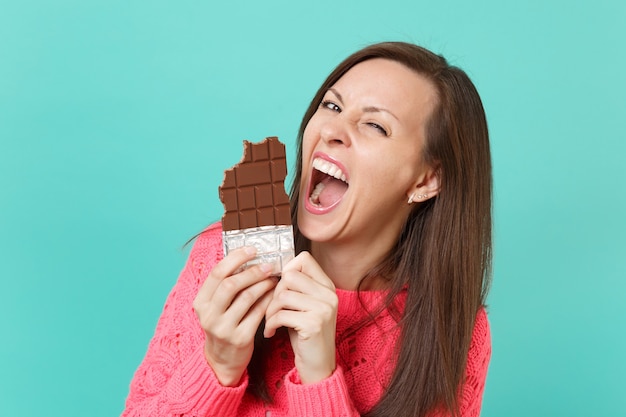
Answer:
[
  {"left": 472, "top": 307, "right": 491, "bottom": 350},
  {"left": 466, "top": 306, "right": 492, "bottom": 375},
  {"left": 192, "top": 222, "right": 223, "bottom": 251},
  {"left": 186, "top": 222, "right": 224, "bottom": 279}
]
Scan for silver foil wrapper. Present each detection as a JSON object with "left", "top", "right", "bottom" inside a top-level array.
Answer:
[{"left": 222, "top": 225, "right": 295, "bottom": 276}]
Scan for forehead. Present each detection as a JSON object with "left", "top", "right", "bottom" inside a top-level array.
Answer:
[{"left": 330, "top": 58, "right": 438, "bottom": 123}]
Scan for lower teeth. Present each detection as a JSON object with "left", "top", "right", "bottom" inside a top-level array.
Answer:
[{"left": 309, "top": 182, "right": 325, "bottom": 205}]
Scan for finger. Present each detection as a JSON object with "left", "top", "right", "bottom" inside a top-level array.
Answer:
[
  {"left": 277, "top": 268, "right": 327, "bottom": 295},
  {"left": 221, "top": 276, "right": 278, "bottom": 326},
  {"left": 265, "top": 286, "right": 335, "bottom": 324},
  {"left": 265, "top": 268, "right": 335, "bottom": 316},
  {"left": 264, "top": 290, "right": 300, "bottom": 322},
  {"left": 196, "top": 246, "right": 258, "bottom": 303},
  {"left": 264, "top": 309, "right": 324, "bottom": 340},
  {"left": 237, "top": 287, "right": 275, "bottom": 335},
  {"left": 211, "top": 263, "right": 274, "bottom": 312},
  {"left": 212, "top": 246, "right": 259, "bottom": 280},
  {"left": 283, "top": 251, "right": 335, "bottom": 290}
]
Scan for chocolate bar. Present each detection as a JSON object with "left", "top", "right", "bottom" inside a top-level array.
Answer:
[{"left": 219, "top": 137, "right": 294, "bottom": 275}]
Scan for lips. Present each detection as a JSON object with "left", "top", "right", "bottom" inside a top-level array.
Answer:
[{"left": 305, "top": 153, "right": 349, "bottom": 214}]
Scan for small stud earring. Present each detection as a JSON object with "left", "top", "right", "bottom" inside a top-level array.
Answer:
[{"left": 408, "top": 193, "right": 416, "bottom": 204}]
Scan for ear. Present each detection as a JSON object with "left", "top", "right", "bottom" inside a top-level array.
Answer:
[{"left": 406, "top": 164, "right": 441, "bottom": 203}]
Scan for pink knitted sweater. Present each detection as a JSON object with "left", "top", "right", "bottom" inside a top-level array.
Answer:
[{"left": 122, "top": 223, "right": 491, "bottom": 416}]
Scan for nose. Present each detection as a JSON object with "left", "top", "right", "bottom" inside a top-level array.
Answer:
[{"left": 319, "top": 114, "right": 352, "bottom": 147}]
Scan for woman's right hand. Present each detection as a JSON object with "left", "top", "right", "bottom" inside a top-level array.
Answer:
[{"left": 192, "top": 246, "right": 277, "bottom": 386}]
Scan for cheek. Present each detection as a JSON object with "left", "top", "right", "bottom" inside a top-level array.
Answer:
[
  {"left": 302, "top": 115, "right": 321, "bottom": 141},
  {"left": 300, "top": 119, "right": 322, "bottom": 181},
  {"left": 301, "top": 124, "right": 317, "bottom": 155},
  {"left": 361, "top": 145, "right": 411, "bottom": 176},
  {"left": 359, "top": 152, "right": 418, "bottom": 193}
]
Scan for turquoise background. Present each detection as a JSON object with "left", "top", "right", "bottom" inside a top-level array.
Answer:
[{"left": 1, "top": 0, "right": 624, "bottom": 415}]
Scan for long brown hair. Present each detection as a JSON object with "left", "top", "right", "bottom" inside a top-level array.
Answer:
[{"left": 250, "top": 42, "right": 492, "bottom": 417}]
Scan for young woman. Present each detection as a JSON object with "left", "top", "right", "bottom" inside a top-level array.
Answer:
[{"left": 122, "top": 41, "right": 492, "bottom": 417}]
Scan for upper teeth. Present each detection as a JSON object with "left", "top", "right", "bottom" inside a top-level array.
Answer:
[{"left": 313, "top": 158, "right": 348, "bottom": 183}]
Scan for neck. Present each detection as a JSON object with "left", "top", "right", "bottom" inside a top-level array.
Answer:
[{"left": 310, "top": 239, "right": 391, "bottom": 291}]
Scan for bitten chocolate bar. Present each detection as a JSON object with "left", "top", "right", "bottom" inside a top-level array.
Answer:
[{"left": 219, "top": 137, "right": 294, "bottom": 275}]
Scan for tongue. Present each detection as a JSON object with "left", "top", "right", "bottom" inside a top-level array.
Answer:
[{"left": 318, "top": 176, "right": 348, "bottom": 207}]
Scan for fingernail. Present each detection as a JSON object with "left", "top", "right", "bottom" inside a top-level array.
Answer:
[
  {"left": 244, "top": 246, "right": 257, "bottom": 255},
  {"left": 260, "top": 263, "right": 273, "bottom": 273}
]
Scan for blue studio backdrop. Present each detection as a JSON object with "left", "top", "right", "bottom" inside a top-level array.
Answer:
[{"left": 1, "top": 0, "right": 625, "bottom": 415}]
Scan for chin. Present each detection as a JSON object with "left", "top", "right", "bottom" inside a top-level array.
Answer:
[
  {"left": 297, "top": 211, "right": 335, "bottom": 244},
  {"left": 297, "top": 213, "right": 322, "bottom": 242},
  {"left": 300, "top": 216, "right": 353, "bottom": 248}
]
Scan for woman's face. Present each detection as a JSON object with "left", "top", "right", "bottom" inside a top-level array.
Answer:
[{"left": 298, "top": 58, "right": 439, "bottom": 249}]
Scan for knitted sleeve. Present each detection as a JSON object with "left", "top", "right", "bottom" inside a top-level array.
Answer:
[
  {"left": 454, "top": 307, "right": 492, "bottom": 417},
  {"left": 424, "top": 307, "right": 491, "bottom": 417},
  {"left": 283, "top": 366, "right": 361, "bottom": 417},
  {"left": 121, "top": 224, "right": 249, "bottom": 417},
  {"left": 279, "top": 304, "right": 491, "bottom": 417}
]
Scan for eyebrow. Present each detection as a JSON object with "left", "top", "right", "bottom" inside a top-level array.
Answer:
[{"left": 327, "top": 88, "right": 399, "bottom": 121}]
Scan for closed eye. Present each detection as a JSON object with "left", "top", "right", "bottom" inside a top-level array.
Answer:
[
  {"left": 367, "top": 122, "right": 388, "bottom": 136},
  {"left": 321, "top": 100, "right": 341, "bottom": 113}
]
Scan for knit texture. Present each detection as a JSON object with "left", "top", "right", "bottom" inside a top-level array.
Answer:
[{"left": 122, "top": 223, "right": 491, "bottom": 416}]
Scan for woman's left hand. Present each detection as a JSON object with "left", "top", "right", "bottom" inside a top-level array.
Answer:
[{"left": 264, "top": 251, "right": 338, "bottom": 384}]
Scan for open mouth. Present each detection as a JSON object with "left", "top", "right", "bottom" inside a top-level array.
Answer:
[{"left": 308, "top": 157, "right": 349, "bottom": 209}]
